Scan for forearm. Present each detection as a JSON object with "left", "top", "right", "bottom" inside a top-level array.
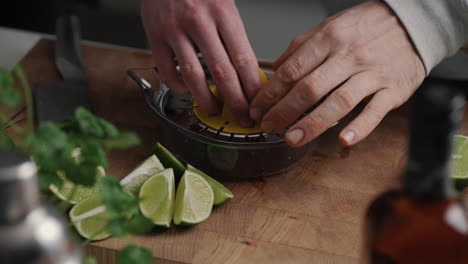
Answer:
[{"left": 383, "top": 0, "right": 468, "bottom": 75}]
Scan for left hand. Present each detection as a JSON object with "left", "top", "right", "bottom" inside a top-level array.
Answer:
[{"left": 249, "top": 0, "right": 425, "bottom": 147}]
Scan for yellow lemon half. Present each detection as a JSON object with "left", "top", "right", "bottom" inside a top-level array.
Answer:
[{"left": 194, "top": 68, "right": 268, "bottom": 134}]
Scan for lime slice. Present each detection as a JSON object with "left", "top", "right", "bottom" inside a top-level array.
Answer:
[
  {"left": 173, "top": 170, "right": 214, "bottom": 225},
  {"left": 139, "top": 168, "right": 175, "bottom": 227},
  {"left": 452, "top": 135, "right": 468, "bottom": 191},
  {"left": 69, "top": 194, "right": 111, "bottom": 241},
  {"left": 120, "top": 155, "right": 164, "bottom": 194},
  {"left": 187, "top": 165, "right": 233, "bottom": 205},
  {"left": 49, "top": 166, "right": 105, "bottom": 204},
  {"left": 153, "top": 143, "right": 186, "bottom": 177}
]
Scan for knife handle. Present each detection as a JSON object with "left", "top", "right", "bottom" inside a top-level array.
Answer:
[{"left": 55, "top": 14, "right": 87, "bottom": 82}]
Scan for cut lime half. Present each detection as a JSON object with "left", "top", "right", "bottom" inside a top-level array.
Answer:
[
  {"left": 139, "top": 168, "right": 175, "bottom": 228},
  {"left": 120, "top": 155, "right": 164, "bottom": 194},
  {"left": 153, "top": 143, "right": 186, "bottom": 177},
  {"left": 452, "top": 135, "right": 468, "bottom": 191},
  {"left": 187, "top": 165, "right": 233, "bottom": 205},
  {"left": 49, "top": 166, "right": 105, "bottom": 205},
  {"left": 69, "top": 194, "right": 111, "bottom": 241},
  {"left": 173, "top": 170, "right": 214, "bottom": 225}
]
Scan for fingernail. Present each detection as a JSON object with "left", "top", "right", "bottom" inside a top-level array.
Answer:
[
  {"left": 240, "top": 118, "right": 255, "bottom": 128},
  {"left": 261, "top": 120, "right": 275, "bottom": 134},
  {"left": 250, "top": 108, "right": 264, "bottom": 121},
  {"left": 342, "top": 130, "right": 355, "bottom": 145},
  {"left": 286, "top": 129, "right": 304, "bottom": 145}
]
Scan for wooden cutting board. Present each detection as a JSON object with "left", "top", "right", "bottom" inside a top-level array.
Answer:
[{"left": 19, "top": 39, "right": 468, "bottom": 264}]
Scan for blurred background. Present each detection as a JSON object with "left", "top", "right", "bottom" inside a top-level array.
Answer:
[
  {"left": 1, "top": 0, "right": 467, "bottom": 78},
  {"left": 0, "top": 0, "right": 328, "bottom": 60}
]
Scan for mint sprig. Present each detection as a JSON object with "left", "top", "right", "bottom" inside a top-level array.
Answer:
[
  {"left": 98, "top": 176, "right": 154, "bottom": 237},
  {"left": 0, "top": 65, "right": 153, "bottom": 263},
  {"left": 119, "top": 245, "right": 153, "bottom": 264}
]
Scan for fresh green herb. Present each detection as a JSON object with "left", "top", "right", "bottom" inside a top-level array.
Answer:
[
  {"left": 0, "top": 68, "right": 14, "bottom": 90},
  {"left": 0, "top": 68, "right": 20, "bottom": 109},
  {"left": 118, "top": 245, "right": 152, "bottom": 264},
  {"left": 83, "top": 256, "right": 98, "bottom": 264},
  {"left": 125, "top": 212, "right": 154, "bottom": 234},
  {"left": 98, "top": 176, "right": 153, "bottom": 237},
  {"left": 0, "top": 65, "right": 152, "bottom": 263},
  {"left": 101, "top": 131, "right": 141, "bottom": 150},
  {"left": 0, "top": 132, "right": 14, "bottom": 151},
  {"left": 99, "top": 176, "right": 138, "bottom": 216}
]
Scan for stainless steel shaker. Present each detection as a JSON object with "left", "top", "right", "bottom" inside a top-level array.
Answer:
[{"left": 0, "top": 151, "right": 82, "bottom": 264}]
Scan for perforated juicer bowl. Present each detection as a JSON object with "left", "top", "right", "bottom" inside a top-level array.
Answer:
[{"left": 128, "top": 61, "right": 317, "bottom": 180}]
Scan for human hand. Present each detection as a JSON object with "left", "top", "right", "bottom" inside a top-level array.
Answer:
[
  {"left": 141, "top": 0, "right": 262, "bottom": 127},
  {"left": 250, "top": 0, "right": 425, "bottom": 147}
]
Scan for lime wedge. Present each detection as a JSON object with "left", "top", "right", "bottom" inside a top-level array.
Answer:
[
  {"left": 153, "top": 143, "right": 186, "bottom": 177},
  {"left": 452, "top": 135, "right": 468, "bottom": 191},
  {"left": 187, "top": 165, "right": 233, "bottom": 205},
  {"left": 69, "top": 194, "right": 111, "bottom": 241},
  {"left": 173, "top": 170, "right": 214, "bottom": 225},
  {"left": 120, "top": 155, "right": 165, "bottom": 194},
  {"left": 139, "top": 168, "right": 175, "bottom": 228},
  {"left": 49, "top": 166, "right": 105, "bottom": 205}
]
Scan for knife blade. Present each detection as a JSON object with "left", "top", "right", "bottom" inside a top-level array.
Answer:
[{"left": 34, "top": 14, "right": 91, "bottom": 123}]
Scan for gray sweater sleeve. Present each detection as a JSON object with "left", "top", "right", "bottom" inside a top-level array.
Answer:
[{"left": 383, "top": 0, "right": 468, "bottom": 75}]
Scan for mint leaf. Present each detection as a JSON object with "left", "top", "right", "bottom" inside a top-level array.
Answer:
[
  {"left": 118, "top": 245, "right": 152, "bottom": 264},
  {"left": 38, "top": 170, "right": 63, "bottom": 190},
  {"left": 0, "top": 68, "right": 21, "bottom": 110},
  {"left": 26, "top": 123, "right": 73, "bottom": 172},
  {"left": 0, "top": 68, "right": 14, "bottom": 90},
  {"left": 101, "top": 131, "right": 140, "bottom": 150},
  {"left": 98, "top": 176, "right": 138, "bottom": 217},
  {"left": 105, "top": 206, "right": 153, "bottom": 236},
  {"left": 70, "top": 136, "right": 108, "bottom": 167},
  {"left": 61, "top": 135, "right": 107, "bottom": 186},
  {"left": 83, "top": 256, "right": 97, "bottom": 264},
  {"left": 106, "top": 217, "right": 127, "bottom": 237},
  {"left": 98, "top": 176, "right": 152, "bottom": 238},
  {"left": 97, "top": 118, "right": 119, "bottom": 138},
  {"left": 126, "top": 212, "right": 154, "bottom": 234},
  {"left": 75, "top": 108, "right": 105, "bottom": 137},
  {"left": 0, "top": 132, "right": 15, "bottom": 151},
  {"left": 1, "top": 89, "right": 21, "bottom": 109},
  {"left": 64, "top": 162, "right": 98, "bottom": 186}
]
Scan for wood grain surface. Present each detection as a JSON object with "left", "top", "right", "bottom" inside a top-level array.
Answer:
[{"left": 18, "top": 39, "right": 468, "bottom": 264}]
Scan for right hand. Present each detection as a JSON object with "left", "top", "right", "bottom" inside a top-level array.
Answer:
[{"left": 141, "top": 0, "right": 262, "bottom": 127}]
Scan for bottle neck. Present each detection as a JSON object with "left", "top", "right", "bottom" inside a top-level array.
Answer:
[{"left": 403, "top": 79, "right": 465, "bottom": 202}]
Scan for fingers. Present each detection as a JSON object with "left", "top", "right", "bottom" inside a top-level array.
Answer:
[
  {"left": 151, "top": 41, "right": 188, "bottom": 95},
  {"left": 218, "top": 7, "right": 261, "bottom": 102},
  {"left": 171, "top": 35, "right": 219, "bottom": 114},
  {"left": 260, "top": 57, "right": 354, "bottom": 134},
  {"left": 285, "top": 72, "right": 380, "bottom": 147},
  {"left": 339, "top": 89, "right": 397, "bottom": 146},
  {"left": 188, "top": 18, "right": 253, "bottom": 126},
  {"left": 250, "top": 34, "right": 330, "bottom": 122}
]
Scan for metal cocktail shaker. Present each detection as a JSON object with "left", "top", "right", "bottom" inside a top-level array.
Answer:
[{"left": 0, "top": 151, "right": 82, "bottom": 264}]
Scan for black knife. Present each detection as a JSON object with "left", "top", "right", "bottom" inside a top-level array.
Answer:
[{"left": 34, "top": 14, "right": 91, "bottom": 123}]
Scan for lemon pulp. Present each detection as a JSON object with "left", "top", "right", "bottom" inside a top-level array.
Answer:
[{"left": 193, "top": 68, "right": 268, "bottom": 134}]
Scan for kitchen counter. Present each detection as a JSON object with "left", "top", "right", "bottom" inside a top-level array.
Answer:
[{"left": 15, "top": 37, "right": 468, "bottom": 263}]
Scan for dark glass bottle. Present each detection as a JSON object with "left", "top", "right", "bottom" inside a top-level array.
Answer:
[{"left": 365, "top": 79, "right": 468, "bottom": 264}]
